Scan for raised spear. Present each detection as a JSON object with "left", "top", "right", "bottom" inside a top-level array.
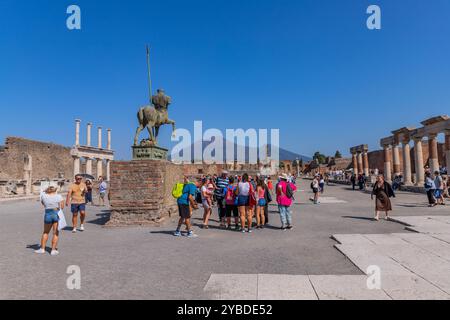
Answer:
[{"left": 146, "top": 45, "right": 153, "bottom": 104}]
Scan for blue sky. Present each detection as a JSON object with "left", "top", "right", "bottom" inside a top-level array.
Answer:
[{"left": 1, "top": 0, "right": 449, "bottom": 160}]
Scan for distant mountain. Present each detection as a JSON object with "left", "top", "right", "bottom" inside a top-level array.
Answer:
[
  {"left": 169, "top": 139, "right": 311, "bottom": 162},
  {"left": 276, "top": 146, "right": 311, "bottom": 162}
]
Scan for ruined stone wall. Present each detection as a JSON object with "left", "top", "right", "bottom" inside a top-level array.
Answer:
[
  {"left": 368, "top": 150, "right": 385, "bottom": 173},
  {"left": 0, "top": 137, "right": 72, "bottom": 181},
  {"left": 180, "top": 164, "right": 226, "bottom": 177}
]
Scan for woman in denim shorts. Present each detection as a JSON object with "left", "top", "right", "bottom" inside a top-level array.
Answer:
[
  {"left": 237, "top": 173, "right": 252, "bottom": 233},
  {"left": 35, "top": 186, "right": 65, "bottom": 256}
]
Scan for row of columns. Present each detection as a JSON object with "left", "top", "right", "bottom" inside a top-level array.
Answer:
[
  {"left": 75, "top": 119, "right": 112, "bottom": 150},
  {"left": 73, "top": 157, "right": 111, "bottom": 181},
  {"left": 74, "top": 120, "right": 113, "bottom": 181},
  {"left": 351, "top": 151, "right": 370, "bottom": 176},
  {"left": 382, "top": 131, "right": 450, "bottom": 185}
]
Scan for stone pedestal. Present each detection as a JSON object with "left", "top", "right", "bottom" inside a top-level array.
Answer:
[
  {"left": 108, "top": 159, "right": 183, "bottom": 226},
  {"left": 132, "top": 145, "right": 168, "bottom": 160}
]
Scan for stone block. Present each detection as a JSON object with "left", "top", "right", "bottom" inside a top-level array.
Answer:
[
  {"left": 204, "top": 274, "right": 258, "bottom": 300},
  {"left": 309, "top": 275, "right": 391, "bottom": 300},
  {"left": 257, "top": 275, "right": 318, "bottom": 300}
]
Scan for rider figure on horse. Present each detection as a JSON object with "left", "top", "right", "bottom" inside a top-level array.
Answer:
[
  {"left": 134, "top": 88, "right": 176, "bottom": 146},
  {"left": 152, "top": 89, "right": 171, "bottom": 111}
]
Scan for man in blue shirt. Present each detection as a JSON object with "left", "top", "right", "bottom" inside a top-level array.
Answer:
[{"left": 174, "top": 175, "right": 199, "bottom": 237}]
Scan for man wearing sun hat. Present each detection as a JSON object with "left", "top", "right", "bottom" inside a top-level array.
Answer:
[{"left": 276, "top": 173, "right": 297, "bottom": 231}]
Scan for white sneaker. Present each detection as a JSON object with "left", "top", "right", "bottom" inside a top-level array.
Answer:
[
  {"left": 50, "top": 250, "right": 59, "bottom": 256},
  {"left": 34, "top": 248, "right": 45, "bottom": 254},
  {"left": 72, "top": 228, "right": 77, "bottom": 233},
  {"left": 79, "top": 225, "right": 85, "bottom": 232}
]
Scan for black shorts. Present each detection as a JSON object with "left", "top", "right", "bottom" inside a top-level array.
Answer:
[
  {"left": 225, "top": 205, "right": 239, "bottom": 218},
  {"left": 178, "top": 204, "right": 191, "bottom": 219}
]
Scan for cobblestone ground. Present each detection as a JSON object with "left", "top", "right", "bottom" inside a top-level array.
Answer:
[{"left": 0, "top": 179, "right": 448, "bottom": 300}]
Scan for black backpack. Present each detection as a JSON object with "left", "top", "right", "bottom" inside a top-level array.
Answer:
[
  {"left": 265, "top": 186, "right": 273, "bottom": 203},
  {"left": 195, "top": 189, "right": 202, "bottom": 204},
  {"left": 286, "top": 183, "right": 294, "bottom": 199}
]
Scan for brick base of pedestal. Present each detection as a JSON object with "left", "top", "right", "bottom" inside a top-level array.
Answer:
[{"left": 107, "top": 160, "right": 183, "bottom": 226}]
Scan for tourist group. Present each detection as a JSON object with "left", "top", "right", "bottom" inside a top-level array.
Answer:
[{"left": 172, "top": 171, "right": 298, "bottom": 238}]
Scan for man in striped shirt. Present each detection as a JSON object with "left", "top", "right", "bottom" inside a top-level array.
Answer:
[{"left": 215, "top": 171, "right": 229, "bottom": 228}]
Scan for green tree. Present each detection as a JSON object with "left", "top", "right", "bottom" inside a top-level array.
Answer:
[
  {"left": 334, "top": 150, "right": 342, "bottom": 159},
  {"left": 313, "top": 152, "right": 326, "bottom": 164}
]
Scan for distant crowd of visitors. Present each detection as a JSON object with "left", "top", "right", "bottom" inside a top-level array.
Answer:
[{"left": 172, "top": 171, "right": 298, "bottom": 237}]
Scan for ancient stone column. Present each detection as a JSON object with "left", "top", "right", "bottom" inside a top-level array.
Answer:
[
  {"left": 23, "top": 155, "right": 32, "bottom": 195},
  {"left": 75, "top": 119, "right": 81, "bottom": 146},
  {"left": 98, "top": 127, "right": 103, "bottom": 149},
  {"left": 73, "top": 156, "right": 80, "bottom": 177},
  {"left": 86, "top": 158, "right": 93, "bottom": 175},
  {"left": 445, "top": 130, "right": 450, "bottom": 172},
  {"left": 383, "top": 145, "right": 392, "bottom": 183},
  {"left": 357, "top": 152, "right": 363, "bottom": 175},
  {"left": 106, "top": 160, "right": 111, "bottom": 181},
  {"left": 363, "top": 152, "right": 370, "bottom": 176},
  {"left": 352, "top": 153, "right": 359, "bottom": 175},
  {"left": 392, "top": 144, "right": 401, "bottom": 176},
  {"left": 107, "top": 129, "right": 112, "bottom": 150},
  {"left": 428, "top": 133, "right": 439, "bottom": 173},
  {"left": 414, "top": 137, "right": 425, "bottom": 186},
  {"left": 87, "top": 123, "right": 92, "bottom": 147},
  {"left": 97, "top": 159, "right": 103, "bottom": 179},
  {"left": 402, "top": 139, "right": 412, "bottom": 185}
]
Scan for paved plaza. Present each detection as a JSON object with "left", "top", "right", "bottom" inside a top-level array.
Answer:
[{"left": 1, "top": 179, "right": 449, "bottom": 300}]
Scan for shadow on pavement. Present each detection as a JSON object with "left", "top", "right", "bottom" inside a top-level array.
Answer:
[
  {"left": 26, "top": 244, "right": 52, "bottom": 253},
  {"left": 192, "top": 217, "right": 220, "bottom": 224},
  {"left": 87, "top": 210, "right": 111, "bottom": 226},
  {"left": 395, "top": 203, "right": 429, "bottom": 208},
  {"left": 149, "top": 230, "right": 177, "bottom": 236},
  {"left": 192, "top": 223, "right": 225, "bottom": 230},
  {"left": 342, "top": 215, "right": 375, "bottom": 221},
  {"left": 261, "top": 224, "right": 282, "bottom": 230}
]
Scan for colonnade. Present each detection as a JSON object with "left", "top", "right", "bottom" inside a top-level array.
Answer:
[
  {"left": 72, "top": 119, "right": 114, "bottom": 181},
  {"left": 380, "top": 116, "right": 450, "bottom": 185},
  {"left": 350, "top": 144, "right": 369, "bottom": 176}
]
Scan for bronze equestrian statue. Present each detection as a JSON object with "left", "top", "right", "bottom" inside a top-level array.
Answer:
[{"left": 134, "top": 89, "right": 176, "bottom": 146}]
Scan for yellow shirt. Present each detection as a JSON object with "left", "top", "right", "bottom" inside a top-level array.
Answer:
[{"left": 70, "top": 182, "right": 87, "bottom": 204}]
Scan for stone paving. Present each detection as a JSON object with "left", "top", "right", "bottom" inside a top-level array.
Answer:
[
  {"left": 204, "top": 216, "right": 450, "bottom": 300},
  {"left": 1, "top": 180, "right": 449, "bottom": 300}
]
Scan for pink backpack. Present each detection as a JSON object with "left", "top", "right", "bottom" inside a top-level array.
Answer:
[{"left": 225, "top": 186, "right": 236, "bottom": 205}]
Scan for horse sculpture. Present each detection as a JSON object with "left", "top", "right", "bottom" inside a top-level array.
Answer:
[{"left": 134, "top": 89, "right": 176, "bottom": 146}]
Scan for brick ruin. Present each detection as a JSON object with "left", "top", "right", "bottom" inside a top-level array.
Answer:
[
  {"left": 0, "top": 137, "right": 73, "bottom": 196},
  {"left": 0, "top": 119, "right": 114, "bottom": 198},
  {"left": 0, "top": 137, "right": 72, "bottom": 181}
]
